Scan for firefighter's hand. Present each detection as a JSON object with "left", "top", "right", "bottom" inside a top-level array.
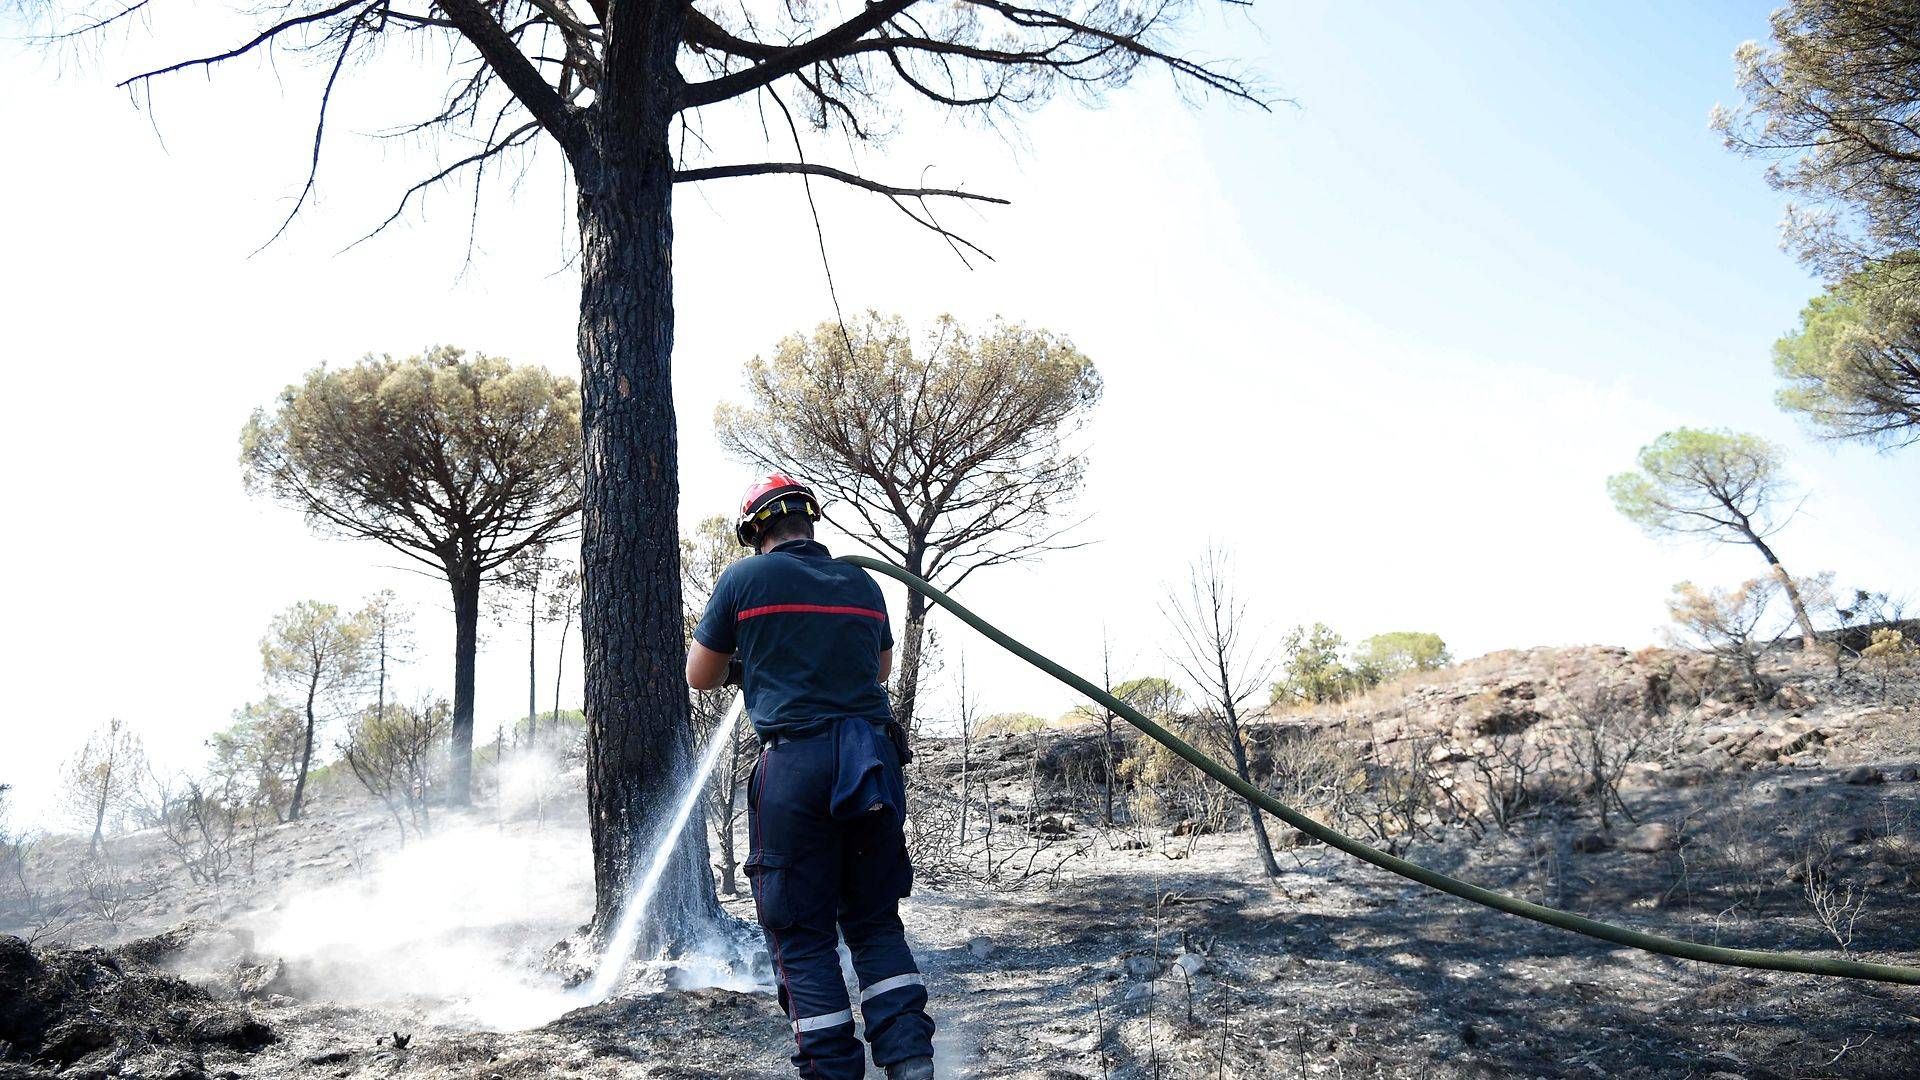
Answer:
[{"left": 724, "top": 658, "right": 744, "bottom": 688}]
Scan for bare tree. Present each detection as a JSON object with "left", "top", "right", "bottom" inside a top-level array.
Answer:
[
  {"left": 1096, "top": 632, "right": 1120, "bottom": 828},
  {"left": 956, "top": 653, "right": 979, "bottom": 843},
  {"left": 542, "top": 563, "right": 581, "bottom": 746},
  {"left": 717, "top": 312, "right": 1102, "bottom": 732},
  {"left": 157, "top": 774, "right": 249, "bottom": 887},
  {"left": 358, "top": 589, "right": 415, "bottom": 732},
  {"left": 61, "top": 718, "right": 145, "bottom": 859},
  {"left": 1161, "top": 547, "right": 1282, "bottom": 878},
  {"left": 1464, "top": 732, "right": 1558, "bottom": 834},
  {"left": 79, "top": 0, "right": 1261, "bottom": 942},
  {"left": 1667, "top": 578, "right": 1788, "bottom": 701},
  {"left": 1559, "top": 685, "right": 1651, "bottom": 834},
  {"left": 489, "top": 547, "right": 576, "bottom": 747},
  {"left": 0, "top": 785, "right": 40, "bottom": 916},
  {"left": 682, "top": 516, "right": 749, "bottom": 894},
  {"left": 342, "top": 698, "right": 451, "bottom": 842}
]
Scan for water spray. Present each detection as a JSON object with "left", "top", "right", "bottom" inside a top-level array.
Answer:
[{"left": 586, "top": 693, "right": 746, "bottom": 1000}]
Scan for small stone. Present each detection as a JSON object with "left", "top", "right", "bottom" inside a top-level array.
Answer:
[
  {"left": 966, "top": 936, "right": 994, "bottom": 961},
  {"left": 1621, "top": 823, "right": 1677, "bottom": 853},
  {"left": 1125, "top": 954, "right": 1159, "bottom": 979},
  {"left": 1897, "top": 766, "right": 1919, "bottom": 783},
  {"left": 1775, "top": 685, "right": 1817, "bottom": 711},
  {"left": 1172, "top": 952, "right": 1206, "bottom": 978},
  {"left": 1841, "top": 766, "right": 1885, "bottom": 785},
  {"left": 1571, "top": 830, "right": 1613, "bottom": 854}
]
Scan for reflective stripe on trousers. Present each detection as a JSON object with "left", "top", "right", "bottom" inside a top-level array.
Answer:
[
  {"left": 794, "top": 1007, "right": 854, "bottom": 1034},
  {"left": 746, "top": 724, "right": 937, "bottom": 1079},
  {"left": 859, "top": 972, "right": 925, "bottom": 1003}
]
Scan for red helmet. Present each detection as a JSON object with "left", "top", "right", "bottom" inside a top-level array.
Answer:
[{"left": 735, "top": 473, "right": 821, "bottom": 547}]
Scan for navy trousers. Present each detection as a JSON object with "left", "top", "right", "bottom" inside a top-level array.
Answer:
[{"left": 746, "top": 718, "right": 936, "bottom": 1078}]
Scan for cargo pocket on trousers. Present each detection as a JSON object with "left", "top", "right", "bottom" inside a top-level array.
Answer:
[{"left": 744, "top": 850, "right": 796, "bottom": 930}]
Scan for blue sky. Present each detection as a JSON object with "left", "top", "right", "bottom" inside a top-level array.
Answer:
[{"left": 2, "top": 1, "right": 1914, "bottom": 824}]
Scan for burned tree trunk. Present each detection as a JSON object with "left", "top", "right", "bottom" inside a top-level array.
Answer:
[
  {"left": 578, "top": 36, "right": 721, "bottom": 946},
  {"left": 889, "top": 540, "right": 934, "bottom": 735},
  {"left": 287, "top": 671, "right": 321, "bottom": 822},
  {"left": 449, "top": 563, "right": 482, "bottom": 806},
  {"left": 894, "top": 589, "right": 930, "bottom": 736},
  {"left": 1223, "top": 715, "right": 1281, "bottom": 878}
]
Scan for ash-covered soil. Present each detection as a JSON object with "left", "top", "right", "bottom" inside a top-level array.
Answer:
[{"left": 4, "top": 644, "right": 1919, "bottom": 1078}]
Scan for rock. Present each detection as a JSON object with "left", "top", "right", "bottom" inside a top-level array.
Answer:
[
  {"left": 966, "top": 936, "right": 994, "bottom": 961},
  {"left": 1712, "top": 724, "right": 1763, "bottom": 758},
  {"left": 1841, "top": 766, "right": 1885, "bottom": 785},
  {"left": 189, "top": 1012, "right": 275, "bottom": 1052},
  {"left": 1660, "top": 766, "right": 1711, "bottom": 788},
  {"left": 1570, "top": 830, "right": 1613, "bottom": 854},
  {"left": 1029, "top": 815, "right": 1072, "bottom": 839},
  {"left": 1621, "top": 823, "right": 1677, "bottom": 853},
  {"left": 1278, "top": 808, "right": 1333, "bottom": 849},
  {"left": 1171, "top": 952, "right": 1206, "bottom": 978},
  {"left": 1036, "top": 1027, "right": 1099, "bottom": 1054},
  {"left": 1110, "top": 837, "right": 1149, "bottom": 852},
  {"left": 1775, "top": 684, "right": 1817, "bottom": 711},
  {"left": 1124, "top": 955, "right": 1159, "bottom": 979},
  {"left": 1898, "top": 766, "right": 1920, "bottom": 783},
  {"left": 1746, "top": 719, "right": 1821, "bottom": 761}
]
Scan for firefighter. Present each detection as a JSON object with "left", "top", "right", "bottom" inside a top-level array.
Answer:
[{"left": 686, "top": 474, "right": 938, "bottom": 1080}]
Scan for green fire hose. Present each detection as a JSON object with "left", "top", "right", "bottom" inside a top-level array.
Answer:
[{"left": 840, "top": 554, "right": 1920, "bottom": 987}]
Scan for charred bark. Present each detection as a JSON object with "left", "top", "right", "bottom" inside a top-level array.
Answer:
[
  {"left": 287, "top": 670, "right": 321, "bottom": 822},
  {"left": 1748, "top": 532, "right": 1819, "bottom": 650},
  {"left": 891, "top": 543, "right": 930, "bottom": 734},
  {"left": 1224, "top": 717, "right": 1282, "bottom": 878},
  {"left": 448, "top": 563, "right": 482, "bottom": 805},
  {"left": 579, "top": 18, "right": 721, "bottom": 946}
]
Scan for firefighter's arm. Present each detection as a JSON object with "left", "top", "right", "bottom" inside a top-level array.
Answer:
[
  {"left": 686, "top": 641, "right": 734, "bottom": 691},
  {"left": 878, "top": 648, "right": 892, "bottom": 683}
]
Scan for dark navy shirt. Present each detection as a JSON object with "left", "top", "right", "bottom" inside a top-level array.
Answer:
[{"left": 693, "top": 538, "right": 895, "bottom": 735}]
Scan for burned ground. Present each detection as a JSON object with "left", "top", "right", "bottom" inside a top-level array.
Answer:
[{"left": 2, "top": 644, "right": 1917, "bottom": 1078}]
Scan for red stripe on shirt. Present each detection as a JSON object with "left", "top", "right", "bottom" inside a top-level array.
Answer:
[{"left": 736, "top": 603, "right": 887, "bottom": 622}]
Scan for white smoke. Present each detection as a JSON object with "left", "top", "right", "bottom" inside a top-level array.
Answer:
[
  {"left": 245, "top": 803, "right": 592, "bottom": 1030},
  {"left": 230, "top": 736, "right": 772, "bottom": 1032}
]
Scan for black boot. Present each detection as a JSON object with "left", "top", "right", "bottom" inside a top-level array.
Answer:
[{"left": 886, "top": 1057, "right": 934, "bottom": 1080}]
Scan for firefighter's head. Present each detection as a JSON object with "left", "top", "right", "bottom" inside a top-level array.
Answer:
[{"left": 735, "top": 473, "right": 822, "bottom": 552}]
